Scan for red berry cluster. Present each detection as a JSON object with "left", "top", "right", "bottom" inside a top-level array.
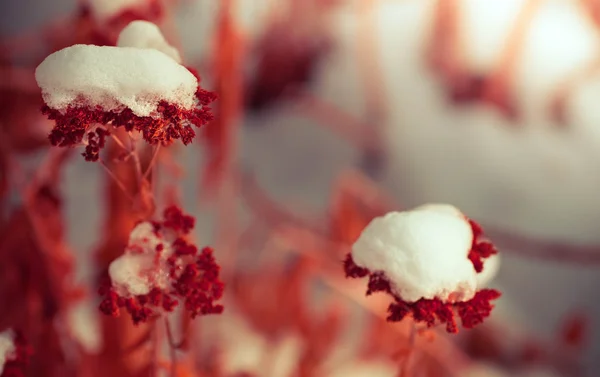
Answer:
[
  {"left": 42, "top": 72, "right": 216, "bottom": 162},
  {"left": 99, "top": 206, "right": 224, "bottom": 325},
  {"left": 343, "top": 218, "right": 500, "bottom": 333},
  {"left": 1, "top": 331, "right": 32, "bottom": 377}
]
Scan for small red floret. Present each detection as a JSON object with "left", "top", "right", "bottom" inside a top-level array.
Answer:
[{"left": 467, "top": 218, "right": 498, "bottom": 273}]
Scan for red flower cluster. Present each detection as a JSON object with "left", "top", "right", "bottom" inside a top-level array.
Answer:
[
  {"left": 42, "top": 74, "right": 216, "bottom": 162},
  {"left": 344, "top": 218, "right": 500, "bottom": 333},
  {"left": 1, "top": 331, "right": 32, "bottom": 377},
  {"left": 99, "top": 206, "right": 224, "bottom": 325}
]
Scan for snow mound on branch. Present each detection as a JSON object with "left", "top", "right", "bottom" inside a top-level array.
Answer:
[
  {"left": 35, "top": 44, "right": 197, "bottom": 117},
  {"left": 117, "top": 20, "right": 181, "bottom": 63}
]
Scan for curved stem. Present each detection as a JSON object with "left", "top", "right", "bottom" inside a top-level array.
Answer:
[
  {"left": 98, "top": 158, "right": 135, "bottom": 202},
  {"left": 143, "top": 145, "right": 162, "bottom": 181}
]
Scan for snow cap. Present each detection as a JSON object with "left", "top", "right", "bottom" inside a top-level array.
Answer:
[
  {"left": 35, "top": 44, "right": 197, "bottom": 117},
  {"left": 351, "top": 204, "right": 485, "bottom": 302}
]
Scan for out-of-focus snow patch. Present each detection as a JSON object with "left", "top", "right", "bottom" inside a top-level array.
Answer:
[
  {"left": 0, "top": 329, "right": 15, "bottom": 375},
  {"left": 117, "top": 21, "right": 182, "bottom": 63},
  {"left": 326, "top": 359, "right": 396, "bottom": 377},
  {"left": 217, "top": 312, "right": 302, "bottom": 377},
  {"left": 66, "top": 299, "right": 102, "bottom": 353},
  {"left": 88, "top": 0, "right": 147, "bottom": 22}
]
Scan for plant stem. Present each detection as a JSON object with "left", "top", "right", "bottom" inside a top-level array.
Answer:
[
  {"left": 399, "top": 323, "right": 417, "bottom": 377},
  {"left": 98, "top": 158, "right": 134, "bottom": 202},
  {"left": 143, "top": 145, "right": 161, "bottom": 181},
  {"left": 165, "top": 317, "right": 177, "bottom": 377},
  {"left": 127, "top": 132, "right": 144, "bottom": 189}
]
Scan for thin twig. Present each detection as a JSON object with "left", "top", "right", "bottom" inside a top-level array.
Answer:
[
  {"left": 143, "top": 145, "right": 161, "bottom": 181},
  {"left": 292, "top": 91, "right": 378, "bottom": 151},
  {"left": 109, "top": 132, "right": 130, "bottom": 153},
  {"left": 98, "top": 159, "right": 134, "bottom": 202},
  {"left": 127, "top": 132, "right": 144, "bottom": 188}
]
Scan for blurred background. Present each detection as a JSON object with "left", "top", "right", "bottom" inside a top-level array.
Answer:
[{"left": 1, "top": 0, "right": 600, "bottom": 376}]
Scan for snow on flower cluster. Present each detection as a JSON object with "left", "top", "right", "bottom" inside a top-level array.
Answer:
[
  {"left": 0, "top": 329, "right": 31, "bottom": 377},
  {"left": 344, "top": 204, "right": 501, "bottom": 333},
  {"left": 34, "top": 22, "right": 216, "bottom": 161},
  {"left": 99, "top": 206, "right": 224, "bottom": 325}
]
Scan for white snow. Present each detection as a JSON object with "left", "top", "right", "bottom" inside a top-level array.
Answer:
[
  {"left": 351, "top": 204, "right": 478, "bottom": 303},
  {"left": 66, "top": 299, "right": 102, "bottom": 353},
  {"left": 35, "top": 44, "right": 197, "bottom": 117},
  {"left": 127, "top": 222, "right": 167, "bottom": 255},
  {"left": 109, "top": 253, "right": 155, "bottom": 296},
  {"left": 88, "top": 0, "right": 147, "bottom": 22},
  {"left": 117, "top": 21, "right": 182, "bottom": 63},
  {"left": 0, "top": 329, "right": 15, "bottom": 375},
  {"left": 108, "top": 222, "right": 173, "bottom": 297},
  {"left": 217, "top": 312, "right": 301, "bottom": 377}
]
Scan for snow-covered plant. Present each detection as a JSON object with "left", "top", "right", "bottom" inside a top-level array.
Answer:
[
  {"left": 344, "top": 204, "right": 501, "bottom": 333},
  {"left": 99, "top": 206, "right": 224, "bottom": 324},
  {"left": 34, "top": 23, "right": 215, "bottom": 161}
]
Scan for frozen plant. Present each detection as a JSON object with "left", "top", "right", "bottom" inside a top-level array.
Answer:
[
  {"left": 99, "top": 206, "right": 224, "bottom": 325},
  {"left": 34, "top": 39, "right": 215, "bottom": 161},
  {"left": 344, "top": 203, "right": 501, "bottom": 333}
]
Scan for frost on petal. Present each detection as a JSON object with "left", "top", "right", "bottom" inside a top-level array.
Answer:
[
  {"left": 0, "top": 329, "right": 15, "bottom": 375},
  {"left": 35, "top": 44, "right": 197, "bottom": 117},
  {"left": 108, "top": 253, "right": 154, "bottom": 296},
  {"left": 117, "top": 21, "right": 181, "bottom": 63},
  {"left": 351, "top": 205, "right": 476, "bottom": 302},
  {"left": 88, "top": 0, "right": 147, "bottom": 21}
]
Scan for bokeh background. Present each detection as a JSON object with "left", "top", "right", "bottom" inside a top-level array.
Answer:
[{"left": 2, "top": 0, "right": 600, "bottom": 376}]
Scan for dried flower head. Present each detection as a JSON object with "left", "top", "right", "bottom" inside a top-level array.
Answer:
[
  {"left": 344, "top": 203, "right": 501, "bottom": 333},
  {"left": 99, "top": 206, "right": 224, "bottom": 325},
  {"left": 35, "top": 42, "right": 215, "bottom": 161},
  {"left": 0, "top": 329, "right": 32, "bottom": 377}
]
